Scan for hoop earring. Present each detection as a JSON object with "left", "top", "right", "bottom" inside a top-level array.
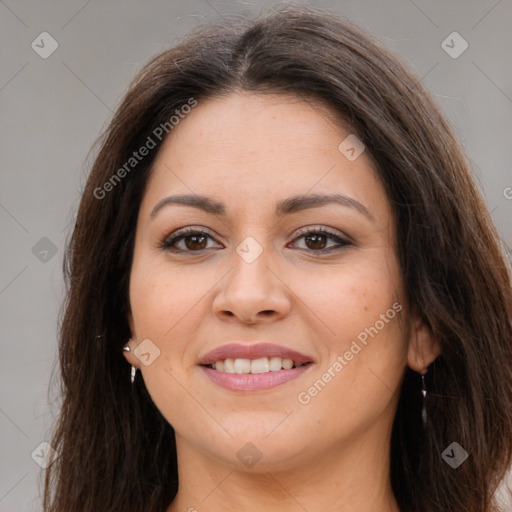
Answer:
[
  {"left": 122, "top": 344, "right": 138, "bottom": 384},
  {"left": 421, "top": 372, "right": 427, "bottom": 429}
]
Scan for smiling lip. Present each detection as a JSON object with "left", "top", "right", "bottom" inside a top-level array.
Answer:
[
  {"left": 198, "top": 342, "right": 314, "bottom": 392},
  {"left": 197, "top": 342, "right": 313, "bottom": 366},
  {"left": 200, "top": 364, "right": 312, "bottom": 392}
]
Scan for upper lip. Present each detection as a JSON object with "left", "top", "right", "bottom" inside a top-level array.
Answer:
[{"left": 198, "top": 343, "right": 314, "bottom": 365}]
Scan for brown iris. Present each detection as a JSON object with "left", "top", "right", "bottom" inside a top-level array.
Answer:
[
  {"left": 184, "top": 234, "right": 208, "bottom": 250},
  {"left": 304, "top": 233, "right": 328, "bottom": 250}
]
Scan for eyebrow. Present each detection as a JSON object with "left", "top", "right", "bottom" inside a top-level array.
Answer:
[{"left": 150, "top": 193, "right": 374, "bottom": 221}]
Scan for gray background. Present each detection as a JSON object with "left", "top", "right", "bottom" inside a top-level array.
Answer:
[{"left": 1, "top": 0, "right": 511, "bottom": 510}]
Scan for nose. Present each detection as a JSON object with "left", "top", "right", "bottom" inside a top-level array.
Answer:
[{"left": 212, "top": 250, "right": 292, "bottom": 325}]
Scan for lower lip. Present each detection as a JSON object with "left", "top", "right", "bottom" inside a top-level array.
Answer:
[{"left": 200, "top": 364, "right": 313, "bottom": 392}]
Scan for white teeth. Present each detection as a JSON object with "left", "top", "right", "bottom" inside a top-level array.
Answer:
[
  {"left": 234, "top": 358, "right": 251, "bottom": 374},
  {"left": 282, "top": 358, "right": 293, "bottom": 370},
  {"left": 251, "top": 357, "right": 270, "bottom": 374},
  {"left": 211, "top": 356, "right": 306, "bottom": 374},
  {"left": 269, "top": 356, "right": 282, "bottom": 372},
  {"left": 224, "top": 358, "right": 235, "bottom": 373}
]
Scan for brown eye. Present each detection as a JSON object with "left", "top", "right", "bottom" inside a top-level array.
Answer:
[
  {"left": 184, "top": 234, "right": 208, "bottom": 250},
  {"left": 160, "top": 228, "right": 223, "bottom": 253},
  {"left": 289, "top": 227, "right": 352, "bottom": 253},
  {"left": 304, "top": 233, "right": 328, "bottom": 250}
]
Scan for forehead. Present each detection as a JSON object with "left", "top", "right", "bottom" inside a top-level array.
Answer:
[{"left": 141, "top": 92, "right": 390, "bottom": 222}]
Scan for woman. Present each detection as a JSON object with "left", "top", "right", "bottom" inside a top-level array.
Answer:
[{"left": 44, "top": 6, "right": 512, "bottom": 512}]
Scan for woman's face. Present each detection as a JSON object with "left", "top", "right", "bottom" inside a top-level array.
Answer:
[{"left": 126, "top": 92, "right": 419, "bottom": 471}]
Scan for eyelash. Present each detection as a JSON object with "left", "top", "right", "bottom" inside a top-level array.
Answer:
[{"left": 158, "top": 226, "right": 352, "bottom": 254}]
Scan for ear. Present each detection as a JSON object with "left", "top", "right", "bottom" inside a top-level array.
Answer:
[
  {"left": 407, "top": 314, "right": 440, "bottom": 374},
  {"left": 123, "top": 312, "right": 139, "bottom": 367}
]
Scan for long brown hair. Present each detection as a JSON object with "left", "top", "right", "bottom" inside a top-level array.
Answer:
[{"left": 44, "top": 6, "right": 512, "bottom": 512}]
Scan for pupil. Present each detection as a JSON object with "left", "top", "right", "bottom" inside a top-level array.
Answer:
[{"left": 306, "top": 234, "right": 326, "bottom": 249}]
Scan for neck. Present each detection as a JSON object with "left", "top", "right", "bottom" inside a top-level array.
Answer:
[{"left": 167, "top": 422, "right": 400, "bottom": 512}]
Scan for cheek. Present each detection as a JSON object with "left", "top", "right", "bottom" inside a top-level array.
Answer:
[
  {"left": 127, "top": 260, "right": 206, "bottom": 401},
  {"left": 285, "top": 251, "right": 404, "bottom": 350},
  {"left": 289, "top": 253, "right": 407, "bottom": 414},
  {"left": 129, "top": 256, "right": 214, "bottom": 340},
  {"left": 128, "top": 260, "right": 219, "bottom": 434}
]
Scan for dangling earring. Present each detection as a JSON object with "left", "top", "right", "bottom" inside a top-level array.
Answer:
[
  {"left": 123, "top": 344, "right": 138, "bottom": 384},
  {"left": 421, "top": 372, "right": 427, "bottom": 429}
]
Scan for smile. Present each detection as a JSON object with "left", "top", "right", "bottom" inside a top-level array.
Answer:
[
  {"left": 206, "top": 356, "right": 307, "bottom": 374},
  {"left": 198, "top": 342, "right": 315, "bottom": 392}
]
